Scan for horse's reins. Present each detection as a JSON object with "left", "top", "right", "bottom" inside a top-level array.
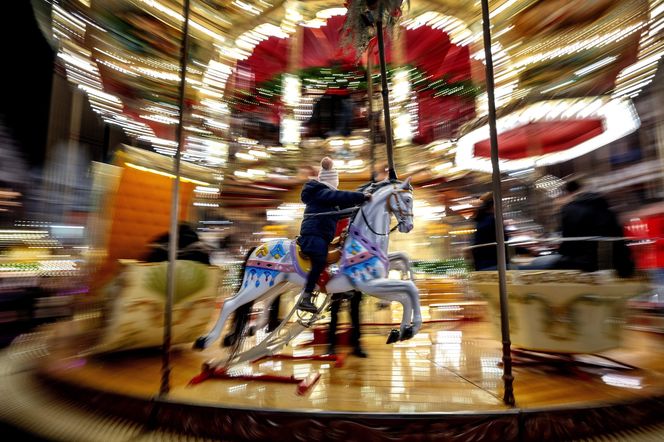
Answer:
[
  {"left": 301, "top": 205, "right": 390, "bottom": 235},
  {"left": 360, "top": 207, "right": 400, "bottom": 236},
  {"left": 301, "top": 184, "right": 413, "bottom": 236},
  {"left": 302, "top": 206, "right": 360, "bottom": 218},
  {"left": 360, "top": 185, "right": 414, "bottom": 236}
]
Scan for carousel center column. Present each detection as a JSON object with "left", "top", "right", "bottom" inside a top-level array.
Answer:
[
  {"left": 280, "top": 1, "right": 303, "bottom": 151},
  {"left": 390, "top": 19, "right": 415, "bottom": 166}
]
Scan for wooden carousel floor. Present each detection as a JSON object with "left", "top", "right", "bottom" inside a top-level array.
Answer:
[{"left": 41, "top": 321, "right": 664, "bottom": 414}]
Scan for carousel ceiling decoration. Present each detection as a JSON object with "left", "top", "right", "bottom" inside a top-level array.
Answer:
[
  {"left": 454, "top": 0, "right": 662, "bottom": 173},
  {"left": 230, "top": 11, "right": 476, "bottom": 145},
  {"left": 456, "top": 97, "right": 640, "bottom": 172},
  {"left": 35, "top": 0, "right": 663, "bottom": 185}
]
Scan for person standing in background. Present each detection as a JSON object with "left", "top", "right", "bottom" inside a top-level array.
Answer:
[
  {"left": 471, "top": 193, "right": 504, "bottom": 271},
  {"left": 327, "top": 214, "right": 366, "bottom": 357},
  {"left": 557, "top": 180, "right": 634, "bottom": 277}
]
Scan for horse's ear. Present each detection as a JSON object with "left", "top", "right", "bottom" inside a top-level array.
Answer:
[{"left": 400, "top": 177, "right": 412, "bottom": 189}]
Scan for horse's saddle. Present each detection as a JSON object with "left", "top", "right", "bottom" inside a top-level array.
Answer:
[{"left": 296, "top": 236, "right": 343, "bottom": 272}]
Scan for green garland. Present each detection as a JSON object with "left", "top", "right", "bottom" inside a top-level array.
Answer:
[
  {"left": 411, "top": 258, "right": 470, "bottom": 277},
  {"left": 404, "top": 66, "right": 480, "bottom": 99},
  {"left": 229, "top": 64, "right": 478, "bottom": 110}
]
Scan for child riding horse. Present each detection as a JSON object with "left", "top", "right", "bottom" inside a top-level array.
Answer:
[{"left": 297, "top": 157, "right": 370, "bottom": 312}]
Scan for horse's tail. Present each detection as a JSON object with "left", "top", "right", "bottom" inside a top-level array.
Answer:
[
  {"left": 237, "top": 246, "right": 257, "bottom": 290},
  {"left": 226, "top": 246, "right": 257, "bottom": 344}
]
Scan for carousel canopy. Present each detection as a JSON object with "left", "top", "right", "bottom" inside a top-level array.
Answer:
[{"left": 32, "top": 0, "right": 663, "bottom": 188}]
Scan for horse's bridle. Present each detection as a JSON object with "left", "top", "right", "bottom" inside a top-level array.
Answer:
[
  {"left": 359, "top": 185, "right": 413, "bottom": 236},
  {"left": 387, "top": 185, "right": 414, "bottom": 221}
]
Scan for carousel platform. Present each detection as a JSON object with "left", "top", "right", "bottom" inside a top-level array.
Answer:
[{"left": 3, "top": 321, "right": 664, "bottom": 441}]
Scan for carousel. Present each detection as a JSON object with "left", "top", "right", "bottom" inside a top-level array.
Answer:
[{"left": 2, "top": 0, "right": 664, "bottom": 440}]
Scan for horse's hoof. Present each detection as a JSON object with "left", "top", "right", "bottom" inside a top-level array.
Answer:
[
  {"left": 400, "top": 326, "right": 414, "bottom": 341},
  {"left": 386, "top": 329, "right": 400, "bottom": 344},
  {"left": 222, "top": 333, "right": 238, "bottom": 347},
  {"left": 193, "top": 336, "right": 209, "bottom": 350}
]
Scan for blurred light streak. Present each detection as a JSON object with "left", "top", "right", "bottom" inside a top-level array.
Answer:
[
  {"left": 516, "top": 23, "right": 645, "bottom": 68},
  {"left": 124, "top": 163, "right": 210, "bottom": 186},
  {"left": 539, "top": 80, "right": 574, "bottom": 94},
  {"left": 574, "top": 56, "right": 618, "bottom": 76},
  {"left": 601, "top": 374, "right": 643, "bottom": 389},
  {"left": 316, "top": 8, "right": 347, "bottom": 19},
  {"left": 401, "top": 12, "right": 477, "bottom": 46},
  {"left": 138, "top": 0, "right": 225, "bottom": 42},
  {"left": 614, "top": 0, "right": 664, "bottom": 99},
  {"left": 490, "top": 0, "right": 520, "bottom": 19}
]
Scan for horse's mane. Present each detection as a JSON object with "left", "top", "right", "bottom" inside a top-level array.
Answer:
[{"left": 356, "top": 179, "right": 412, "bottom": 194}]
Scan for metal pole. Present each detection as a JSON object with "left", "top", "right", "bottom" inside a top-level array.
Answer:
[
  {"left": 480, "top": 0, "right": 515, "bottom": 406},
  {"left": 160, "top": 0, "right": 191, "bottom": 398},
  {"left": 367, "top": 47, "right": 376, "bottom": 181},
  {"left": 375, "top": 5, "right": 397, "bottom": 180}
]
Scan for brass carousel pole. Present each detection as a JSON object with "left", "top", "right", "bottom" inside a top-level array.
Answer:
[
  {"left": 160, "top": 0, "right": 191, "bottom": 397},
  {"left": 480, "top": 0, "right": 515, "bottom": 406},
  {"left": 375, "top": 4, "right": 397, "bottom": 180},
  {"left": 367, "top": 47, "right": 376, "bottom": 181}
]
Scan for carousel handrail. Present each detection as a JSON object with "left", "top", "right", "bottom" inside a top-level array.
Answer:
[
  {"left": 464, "top": 236, "right": 646, "bottom": 250},
  {"left": 302, "top": 206, "right": 361, "bottom": 217}
]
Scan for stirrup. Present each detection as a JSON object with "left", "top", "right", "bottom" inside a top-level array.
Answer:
[
  {"left": 297, "top": 298, "right": 318, "bottom": 313},
  {"left": 295, "top": 291, "right": 323, "bottom": 326},
  {"left": 296, "top": 311, "right": 321, "bottom": 328}
]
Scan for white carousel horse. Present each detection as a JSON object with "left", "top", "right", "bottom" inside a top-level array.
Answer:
[
  {"left": 241, "top": 250, "right": 415, "bottom": 339},
  {"left": 194, "top": 178, "right": 421, "bottom": 351}
]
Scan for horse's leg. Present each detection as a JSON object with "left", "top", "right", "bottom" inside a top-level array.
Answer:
[
  {"left": 194, "top": 290, "right": 247, "bottom": 349},
  {"left": 386, "top": 253, "right": 422, "bottom": 337},
  {"left": 267, "top": 295, "right": 282, "bottom": 332},
  {"left": 195, "top": 279, "right": 286, "bottom": 349},
  {"left": 357, "top": 279, "right": 411, "bottom": 333},
  {"left": 357, "top": 278, "right": 420, "bottom": 341},
  {"left": 226, "top": 285, "right": 293, "bottom": 348},
  {"left": 391, "top": 278, "right": 422, "bottom": 336},
  {"left": 384, "top": 256, "right": 422, "bottom": 336},
  {"left": 410, "top": 287, "right": 422, "bottom": 335},
  {"left": 223, "top": 301, "right": 252, "bottom": 346},
  {"left": 388, "top": 252, "right": 413, "bottom": 281},
  {"left": 251, "top": 292, "right": 282, "bottom": 334},
  {"left": 373, "top": 290, "right": 413, "bottom": 343}
]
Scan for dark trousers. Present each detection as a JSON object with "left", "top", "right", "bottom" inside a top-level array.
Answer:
[
  {"left": 329, "top": 290, "right": 362, "bottom": 349},
  {"left": 304, "top": 253, "right": 327, "bottom": 293},
  {"left": 299, "top": 235, "right": 328, "bottom": 293}
]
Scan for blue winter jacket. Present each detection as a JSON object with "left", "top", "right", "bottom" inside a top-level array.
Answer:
[{"left": 299, "top": 180, "right": 367, "bottom": 243}]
